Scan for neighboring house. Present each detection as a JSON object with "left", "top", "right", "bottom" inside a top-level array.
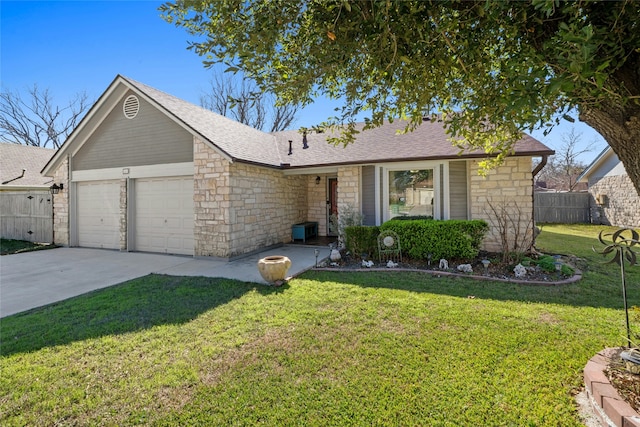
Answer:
[
  {"left": 42, "top": 75, "right": 554, "bottom": 258},
  {"left": 1, "top": 143, "right": 56, "bottom": 242},
  {"left": 577, "top": 147, "right": 640, "bottom": 227}
]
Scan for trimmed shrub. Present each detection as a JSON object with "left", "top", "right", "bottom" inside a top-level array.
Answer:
[
  {"left": 344, "top": 226, "right": 380, "bottom": 259},
  {"left": 380, "top": 219, "right": 488, "bottom": 260}
]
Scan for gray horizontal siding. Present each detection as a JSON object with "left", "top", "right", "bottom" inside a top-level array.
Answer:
[
  {"left": 449, "top": 161, "right": 468, "bottom": 220},
  {"left": 73, "top": 91, "right": 193, "bottom": 171},
  {"left": 361, "top": 166, "right": 376, "bottom": 225}
]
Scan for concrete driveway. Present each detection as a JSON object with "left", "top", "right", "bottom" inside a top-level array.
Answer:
[{"left": 0, "top": 245, "right": 324, "bottom": 318}]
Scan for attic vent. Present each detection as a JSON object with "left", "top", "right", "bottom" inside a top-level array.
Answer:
[{"left": 123, "top": 95, "right": 140, "bottom": 119}]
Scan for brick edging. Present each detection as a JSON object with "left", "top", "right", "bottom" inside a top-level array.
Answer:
[{"left": 584, "top": 348, "right": 640, "bottom": 427}]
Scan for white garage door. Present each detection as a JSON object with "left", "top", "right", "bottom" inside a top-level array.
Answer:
[
  {"left": 77, "top": 180, "right": 120, "bottom": 250},
  {"left": 134, "top": 176, "right": 194, "bottom": 255}
]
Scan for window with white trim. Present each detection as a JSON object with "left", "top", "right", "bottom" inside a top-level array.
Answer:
[
  {"left": 379, "top": 161, "right": 447, "bottom": 223},
  {"left": 388, "top": 169, "right": 434, "bottom": 219}
]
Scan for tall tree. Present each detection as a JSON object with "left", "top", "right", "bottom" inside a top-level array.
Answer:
[
  {"left": 536, "top": 128, "right": 597, "bottom": 191},
  {"left": 0, "top": 85, "right": 90, "bottom": 149},
  {"left": 200, "top": 72, "right": 298, "bottom": 132},
  {"left": 160, "top": 0, "right": 640, "bottom": 194}
]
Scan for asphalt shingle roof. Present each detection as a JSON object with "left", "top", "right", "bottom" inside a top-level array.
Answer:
[
  {"left": 123, "top": 76, "right": 553, "bottom": 169},
  {"left": 123, "top": 77, "right": 284, "bottom": 167},
  {"left": 45, "top": 75, "right": 552, "bottom": 174},
  {"left": 272, "top": 119, "right": 553, "bottom": 168},
  {"left": 1, "top": 143, "right": 54, "bottom": 188}
]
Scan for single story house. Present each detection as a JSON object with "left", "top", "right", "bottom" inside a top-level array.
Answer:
[
  {"left": 42, "top": 75, "right": 554, "bottom": 258},
  {"left": 1, "top": 143, "right": 56, "bottom": 242},
  {"left": 577, "top": 147, "right": 640, "bottom": 227}
]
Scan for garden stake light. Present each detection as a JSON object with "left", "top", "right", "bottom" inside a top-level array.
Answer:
[
  {"left": 481, "top": 259, "right": 490, "bottom": 276},
  {"left": 554, "top": 260, "right": 562, "bottom": 278},
  {"left": 594, "top": 228, "right": 639, "bottom": 348}
]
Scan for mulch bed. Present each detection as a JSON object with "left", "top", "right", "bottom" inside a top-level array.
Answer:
[
  {"left": 605, "top": 348, "right": 640, "bottom": 414},
  {"left": 316, "top": 251, "right": 581, "bottom": 285}
]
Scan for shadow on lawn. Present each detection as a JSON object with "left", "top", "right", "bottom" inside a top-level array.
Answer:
[
  {"left": 302, "top": 228, "right": 640, "bottom": 311},
  {"left": 302, "top": 267, "right": 640, "bottom": 310},
  {"left": 0, "top": 274, "right": 285, "bottom": 357}
]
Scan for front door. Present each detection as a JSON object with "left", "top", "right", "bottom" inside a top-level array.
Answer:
[{"left": 327, "top": 177, "right": 338, "bottom": 236}]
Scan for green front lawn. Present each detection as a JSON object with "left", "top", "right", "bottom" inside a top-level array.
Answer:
[
  {"left": 1, "top": 224, "right": 639, "bottom": 425},
  {"left": 0, "top": 238, "right": 54, "bottom": 255}
]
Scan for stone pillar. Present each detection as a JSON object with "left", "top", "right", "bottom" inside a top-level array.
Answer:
[
  {"left": 307, "top": 174, "right": 329, "bottom": 236},
  {"left": 193, "top": 137, "right": 231, "bottom": 257},
  {"left": 337, "top": 166, "right": 361, "bottom": 211},
  {"left": 52, "top": 157, "right": 69, "bottom": 246}
]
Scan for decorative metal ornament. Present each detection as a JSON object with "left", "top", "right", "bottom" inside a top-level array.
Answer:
[
  {"left": 594, "top": 228, "right": 639, "bottom": 348},
  {"left": 377, "top": 230, "right": 401, "bottom": 264},
  {"left": 383, "top": 236, "right": 395, "bottom": 247},
  {"left": 596, "top": 228, "right": 639, "bottom": 266}
]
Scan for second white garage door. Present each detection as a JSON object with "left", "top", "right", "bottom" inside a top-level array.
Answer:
[{"left": 134, "top": 176, "right": 194, "bottom": 255}]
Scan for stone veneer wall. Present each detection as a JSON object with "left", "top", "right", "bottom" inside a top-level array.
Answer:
[
  {"left": 52, "top": 157, "right": 69, "bottom": 246},
  {"left": 193, "top": 138, "right": 231, "bottom": 257},
  {"left": 307, "top": 174, "right": 331, "bottom": 236},
  {"left": 193, "top": 137, "right": 307, "bottom": 258},
  {"left": 469, "top": 157, "right": 534, "bottom": 253},
  {"left": 227, "top": 162, "right": 306, "bottom": 257},
  {"left": 589, "top": 175, "right": 640, "bottom": 227},
  {"left": 337, "top": 166, "right": 361, "bottom": 212}
]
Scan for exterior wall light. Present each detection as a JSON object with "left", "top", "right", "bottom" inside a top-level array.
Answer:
[
  {"left": 50, "top": 183, "right": 64, "bottom": 194},
  {"left": 315, "top": 176, "right": 321, "bottom": 185}
]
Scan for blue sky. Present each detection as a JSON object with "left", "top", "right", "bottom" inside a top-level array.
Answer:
[{"left": 1, "top": 0, "right": 607, "bottom": 164}]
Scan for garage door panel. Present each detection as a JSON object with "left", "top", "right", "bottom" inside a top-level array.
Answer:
[
  {"left": 164, "top": 217, "right": 184, "bottom": 229},
  {"left": 167, "top": 236, "right": 193, "bottom": 253},
  {"left": 77, "top": 181, "right": 120, "bottom": 250},
  {"left": 166, "top": 200, "right": 182, "bottom": 211},
  {"left": 137, "top": 217, "right": 165, "bottom": 230},
  {"left": 135, "top": 177, "right": 193, "bottom": 255}
]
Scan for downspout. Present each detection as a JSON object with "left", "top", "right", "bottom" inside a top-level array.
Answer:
[
  {"left": 531, "top": 155, "right": 549, "bottom": 251},
  {"left": 532, "top": 155, "right": 548, "bottom": 178}
]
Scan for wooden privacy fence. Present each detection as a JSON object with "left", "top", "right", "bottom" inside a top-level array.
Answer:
[
  {"left": 534, "top": 192, "right": 591, "bottom": 224},
  {"left": 0, "top": 191, "right": 53, "bottom": 243}
]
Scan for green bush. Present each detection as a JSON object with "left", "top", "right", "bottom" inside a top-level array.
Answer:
[
  {"left": 522, "top": 255, "right": 575, "bottom": 276},
  {"left": 379, "top": 219, "right": 488, "bottom": 260},
  {"left": 344, "top": 226, "right": 380, "bottom": 259},
  {"left": 536, "top": 255, "right": 557, "bottom": 273}
]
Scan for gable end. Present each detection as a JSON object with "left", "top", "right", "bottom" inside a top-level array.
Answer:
[{"left": 73, "top": 91, "right": 193, "bottom": 171}]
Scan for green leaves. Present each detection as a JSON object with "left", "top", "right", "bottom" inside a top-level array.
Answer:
[
  {"left": 379, "top": 219, "right": 489, "bottom": 260},
  {"left": 160, "top": 0, "right": 640, "bottom": 167}
]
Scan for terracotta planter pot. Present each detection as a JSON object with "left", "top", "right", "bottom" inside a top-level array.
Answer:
[{"left": 257, "top": 255, "right": 292, "bottom": 284}]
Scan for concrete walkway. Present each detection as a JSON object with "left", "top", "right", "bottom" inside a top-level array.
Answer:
[{"left": 0, "top": 245, "right": 326, "bottom": 318}]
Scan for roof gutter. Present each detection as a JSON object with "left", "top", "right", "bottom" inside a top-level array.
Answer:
[{"left": 281, "top": 150, "right": 556, "bottom": 171}]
